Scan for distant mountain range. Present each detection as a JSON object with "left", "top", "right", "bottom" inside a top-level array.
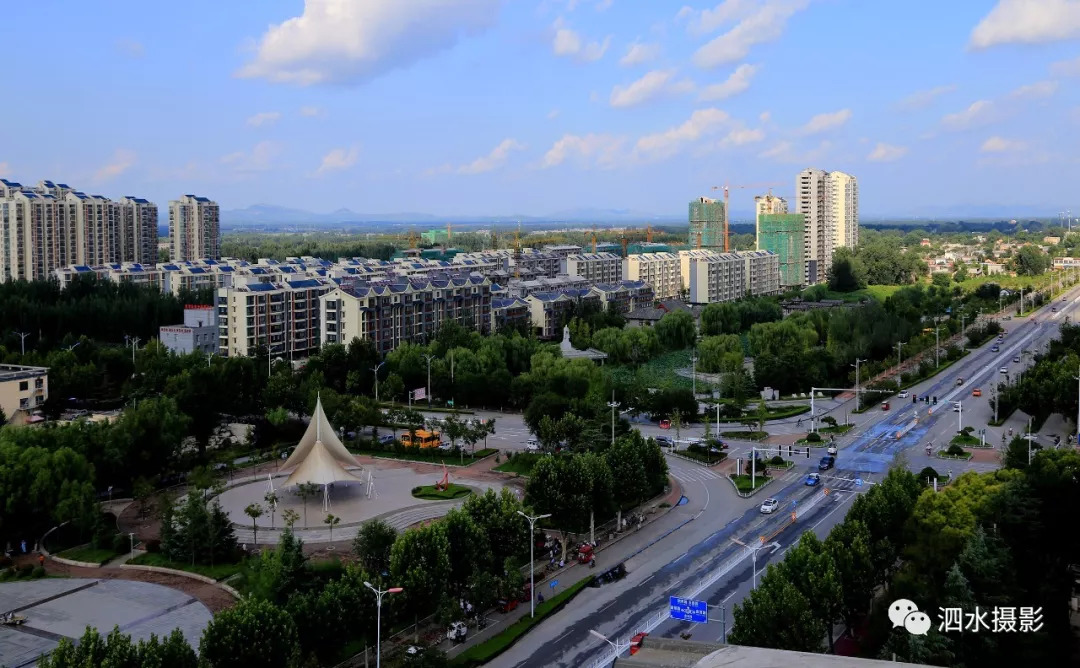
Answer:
[{"left": 221, "top": 204, "right": 684, "bottom": 228}]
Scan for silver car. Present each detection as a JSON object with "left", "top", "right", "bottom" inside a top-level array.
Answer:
[{"left": 760, "top": 498, "right": 779, "bottom": 514}]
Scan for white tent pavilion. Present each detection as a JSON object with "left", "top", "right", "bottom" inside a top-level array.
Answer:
[{"left": 280, "top": 394, "right": 363, "bottom": 511}]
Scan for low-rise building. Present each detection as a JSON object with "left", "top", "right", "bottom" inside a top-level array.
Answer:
[
  {"left": 319, "top": 274, "right": 492, "bottom": 354},
  {"left": 679, "top": 249, "right": 781, "bottom": 305},
  {"left": 160, "top": 305, "right": 219, "bottom": 355},
  {"left": 218, "top": 278, "right": 334, "bottom": 358},
  {"left": 491, "top": 296, "right": 530, "bottom": 332},
  {"left": 590, "top": 280, "right": 654, "bottom": 313},
  {"left": 0, "top": 364, "right": 47, "bottom": 423},
  {"left": 624, "top": 252, "right": 682, "bottom": 300},
  {"left": 563, "top": 252, "right": 622, "bottom": 283},
  {"left": 525, "top": 289, "right": 602, "bottom": 339}
]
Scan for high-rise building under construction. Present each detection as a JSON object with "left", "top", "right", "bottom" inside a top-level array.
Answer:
[
  {"left": 757, "top": 213, "right": 806, "bottom": 287},
  {"left": 688, "top": 197, "right": 725, "bottom": 249}
]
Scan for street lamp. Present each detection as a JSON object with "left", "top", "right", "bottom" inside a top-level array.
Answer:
[
  {"left": 589, "top": 629, "right": 627, "bottom": 653},
  {"left": 363, "top": 581, "right": 403, "bottom": 668},
  {"left": 607, "top": 392, "right": 619, "bottom": 445},
  {"left": 851, "top": 358, "right": 866, "bottom": 411},
  {"left": 895, "top": 341, "right": 907, "bottom": 388},
  {"left": 691, "top": 354, "right": 698, "bottom": 397},
  {"left": 517, "top": 510, "right": 551, "bottom": 618},
  {"left": 423, "top": 354, "right": 435, "bottom": 407},
  {"left": 372, "top": 361, "right": 386, "bottom": 403},
  {"left": 733, "top": 537, "right": 770, "bottom": 590}
]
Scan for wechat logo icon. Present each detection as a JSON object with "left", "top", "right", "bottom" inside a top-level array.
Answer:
[{"left": 889, "top": 599, "right": 931, "bottom": 636}]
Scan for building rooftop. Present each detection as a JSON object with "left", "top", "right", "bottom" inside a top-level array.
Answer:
[
  {"left": 620, "top": 639, "right": 933, "bottom": 668},
  {"left": 0, "top": 364, "right": 48, "bottom": 382}
]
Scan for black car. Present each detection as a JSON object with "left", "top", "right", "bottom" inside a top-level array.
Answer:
[
  {"left": 818, "top": 455, "right": 835, "bottom": 471},
  {"left": 655, "top": 436, "right": 673, "bottom": 446}
]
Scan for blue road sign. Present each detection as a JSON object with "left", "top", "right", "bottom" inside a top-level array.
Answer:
[
  {"left": 670, "top": 596, "right": 708, "bottom": 623},
  {"left": 550, "top": 580, "right": 558, "bottom": 589},
  {"left": 855, "top": 478, "right": 863, "bottom": 487}
]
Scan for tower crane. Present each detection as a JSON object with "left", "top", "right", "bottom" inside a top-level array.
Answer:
[{"left": 711, "top": 181, "right": 783, "bottom": 252}]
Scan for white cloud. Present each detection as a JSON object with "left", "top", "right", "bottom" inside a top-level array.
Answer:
[
  {"left": 610, "top": 70, "right": 695, "bottom": 108},
  {"left": 941, "top": 100, "right": 995, "bottom": 130},
  {"left": 315, "top": 146, "right": 361, "bottom": 175},
  {"left": 1008, "top": 80, "right": 1058, "bottom": 99},
  {"left": 699, "top": 63, "right": 759, "bottom": 101},
  {"left": 799, "top": 109, "right": 852, "bottom": 135},
  {"left": 719, "top": 127, "right": 765, "bottom": 147},
  {"left": 552, "top": 18, "right": 611, "bottom": 62},
  {"left": 1051, "top": 55, "right": 1080, "bottom": 77},
  {"left": 758, "top": 139, "right": 831, "bottom": 163},
  {"left": 595, "top": 0, "right": 614, "bottom": 10},
  {"left": 619, "top": 41, "right": 661, "bottom": 66},
  {"left": 221, "top": 141, "right": 282, "bottom": 173},
  {"left": 0, "top": 162, "right": 10, "bottom": 177},
  {"left": 115, "top": 39, "right": 144, "bottom": 59},
  {"left": 679, "top": 0, "right": 760, "bottom": 36},
  {"left": 299, "top": 106, "right": 323, "bottom": 117},
  {"left": 970, "top": 0, "right": 1080, "bottom": 49},
  {"left": 93, "top": 149, "right": 137, "bottom": 182},
  {"left": 634, "top": 108, "right": 731, "bottom": 161},
  {"left": 247, "top": 111, "right": 282, "bottom": 127},
  {"left": 692, "top": 0, "right": 810, "bottom": 68},
  {"left": 897, "top": 84, "right": 957, "bottom": 110},
  {"left": 867, "top": 142, "right": 908, "bottom": 162},
  {"left": 456, "top": 138, "right": 526, "bottom": 174},
  {"left": 981, "top": 136, "right": 1026, "bottom": 153},
  {"left": 236, "top": 0, "right": 502, "bottom": 85},
  {"left": 541, "top": 133, "right": 626, "bottom": 169},
  {"left": 547, "top": 108, "right": 561, "bottom": 119},
  {"left": 759, "top": 110, "right": 772, "bottom": 123}
]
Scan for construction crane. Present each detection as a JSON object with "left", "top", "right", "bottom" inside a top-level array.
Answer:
[
  {"left": 408, "top": 228, "right": 419, "bottom": 249},
  {"left": 646, "top": 225, "right": 654, "bottom": 243},
  {"left": 446, "top": 222, "right": 452, "bottom": 246},
  {"left": 514, "top": 224, "right": 523, "bottom": 279},
  {"left": 711, "top": 182, "right": 784, "bottom": 252},
  {"left": 490, "top": 226, "right": 498, "bottom": 250}
]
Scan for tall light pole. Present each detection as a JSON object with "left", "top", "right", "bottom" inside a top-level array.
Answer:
[
  {"left": 733, "top": 537, "right": 770, "bottom": 590},
  {"left": 67, "top": 341, "right": 81, "bottom": 352},
  {"left": 15, "top": 331, "right": 29, "bottom": 356},
  {"left": 852, "top": 358, "right": 866, "bottom": 411},
  {"left": 423, "top": 354, "right": 435, "bottom": 407},
  {"left": 517, "top": 510, "right": 551, "bottom": 618},
  {"left": 935, "top": 316, "right": 940, "bottom": 368},
  {"left": 895, "top": 341, "right": 906, "bottom": 388},
  {"left": 691, "top": 354, "right": 698, "bottom": 398},
  {"left": 589, "top": 629, "right": 626, "bottom": 653},
  {"left": 129, "top": 337, "right": 140, "bottom": 364},
  {"left": 372, "top": 361, "right": 386, "bottom": 403},
  {"left": 363, "top": 581, "right": 402, "bottom": 668},
  {"left": 607, "top": 391, "right": 618, "bottom": 445},
  {"left": 956, "top": 400, "right": 962, "bottom": 434}
]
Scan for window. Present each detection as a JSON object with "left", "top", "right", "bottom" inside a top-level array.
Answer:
[{"left": 19, "top": 380, "right": 28, "bottom": 391}]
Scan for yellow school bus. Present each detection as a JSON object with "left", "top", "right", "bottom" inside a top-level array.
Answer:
[{"left": 400, "top": 429, "right": 442, "bottom": 449}]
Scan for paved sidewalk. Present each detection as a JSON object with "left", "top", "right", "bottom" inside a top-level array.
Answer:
[{"left": 438, "top": 477, "right": 687, "bottom": 659}]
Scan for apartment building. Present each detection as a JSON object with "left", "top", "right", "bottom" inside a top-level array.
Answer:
[
  {"left": 829, "top": 171, "right": 859, "bottom": 249},
  {"left": 679, "top": 249, "right": 781, "bottom": 305},
  {"left": 0, "top": 364, "right": 48, "bottom": 423},
  {"left": 505, "top": 275, "right": 592, "bottom": 298},
  {"left": 590, "top": 280, "right": 655, "bottom": 313},
  {"left": 319, "top": 274, "right": 492, "bottom": 354},
  {"left": 795, "top": 168, "right": 859, "bottom": 284},
  {"left": 217, "top": 278, "right": 333, "bottom": 358},
  {"left": 525, "top": 289, "right": 602, "bottom": 339},
  {"left": 54, "top": 262, "right": 163, "bottom": 290},
  {"left": 754, "top": 193, "right": 788, "bottom": 242},
  {"left": 160, "top": 305, "right": 218, "bottom": 355},
  {"left": 562, "top": 252, "right": 622, "bottom": 283},
  {"left": 757, "top": 213, "right": 807, "bottom": 287},
  {"left": 491, "top": 296, "right": 530, "bottom": 332},
  {"left": 0, "top": 178, "right": 158, "bottom": 282},
  {"left": 169, "top": 195, "right": 220, "bottom": 261},
  {"left": 624, "top": 252, "right": 682, "bottom": 300},
  {"left": 689, "top": 197, "right": 725, "bottom": 248}
]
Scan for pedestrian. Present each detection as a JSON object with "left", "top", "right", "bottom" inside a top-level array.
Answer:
[
  {"left": 20, "top": 540, "right": 26, "bottom": 554},
  {"left": 38, "top": 554, "right": 44, "bottom": 568}
]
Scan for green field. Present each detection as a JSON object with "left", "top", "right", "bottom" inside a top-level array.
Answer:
[
  {"left": 493, "top": 453, "right": 542, "bottom": 476},
  {"left": 128, "top": 552, "right": 245, "bottom": 581}
]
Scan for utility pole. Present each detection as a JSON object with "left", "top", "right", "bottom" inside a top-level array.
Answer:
[
  {"left": 15, "top": 331, "right": 29, "bottom": 356},
  {"left": 691, "top": 354, "right": 698, "bottom": 397},
  {"left": 851, "top": 359, "right": 866, "bottom": 412},
  {"left": 130, "top": 337, "right": 140, "bottom": 364},
  {"left": 935, "top": 316, "right": 940, "bottom": 368},
  {"left": 957, "top": 400, "right": 962, "bottom": 434},
  {"left": 607, "top": 391, "right": 618, "bottom": 445},
  {"left": 423, "top": 354, "right": 435, "bottom": 407},
  {"left": 517, "top": 511, "right": 551, "bottom": 619},
  {"left": 895, "top": 341, "right": 906, "bottom": 388},
  {"left": 372, "top": 361, "right": 386, "bottom": 403},
  {"left": 993, "top": 385, "right": 999, "bottom": 424}
]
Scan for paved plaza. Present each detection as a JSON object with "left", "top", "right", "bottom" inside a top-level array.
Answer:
[
  {"left": 216, "top": 462, "right": 505, "bottom": 544},
  {"left": 0, "top": 578, "right": 212, "bottom": 668}
]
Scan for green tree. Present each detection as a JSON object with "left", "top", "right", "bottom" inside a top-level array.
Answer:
[
  {"left": 323, "top": 513, "right": 340, "bottom": 543},
  {"left": 199, "top": 598, "right": 300, "bottom": 668},
  {"left": 780, "top": 531, "right": 844, "bottom": 651},
  {"left": 244, "top": 528, "right": 308, "bottom": 604},
  {"left": 525, "top": 456, "right": 593, "bottom": 560},
  {"left": 281, "top": 508, "right": 299, "bottom": 529},
  {"left": 460, "top": 488, "right": 530, "bottom": 567},
  {"left": 654, "top": 310, "right": 697, "bottom": 350},
  {"left": 604, "top": 434, "right": 650, "bottom": 530},
  {"left": 1012, "top": 245, "right": 1050, "bottom": 276},
  {"left": 389, "top": 523, "right": 452, "bottom": 618},
  {"left": 295, "top": 482, "right": 320, "bottom": 528},
  {"left": 728, "top": 565, "right": 822, "bottom": 652},
  {"left": 244, "top": 503, "right": 264, "bottom": 547},
  {"left": 353, "top": 519, "right": 398, "bottom": 576},
  {"left": 440, "top": 508, "right": 490, "bottom": 594},
  {"left": 39, "top": 627, "right": 197, "bottom": 668},
  {"left": 824, "top": 519, "right": 875, "bottom": 629},
  {"left": 697, "top": 334, "right": 743, "bottom": 374},
  {"left": 829, "top": 247, "right": 866, "bottom": 292}
]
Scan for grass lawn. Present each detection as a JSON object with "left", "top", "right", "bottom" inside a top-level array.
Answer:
[
  {"left": 451, "top": 576, "right": 594, "bottom": 667},
  {"left": 820, "top": 423, "right": 854, "bottom": 434},
  {"left": 764, "top": 405, "right": 810, "bottom": 420},
  {"left": 364, "top": 448, "right": 497, "bottom": 465},
  {"left": 128, "top": 552, "right": 245, "bottom": 581},
  {"left": 677, "top": 449, "right": 727, "bottom": 465},
  {"left": 493, "top": 453, "right": 542, "bottom": 476},
  {"left": 730, "top": 474, "right": 772, "bottom": 493},
  {"left": 765, "top": 459, "right": 794, "bottom": 469},
  {"left": 803, "top": 285, "right": 900, "bottom": 303},
  {"left": 720, "top": 430, "right": 769, "bottom": 441},
  {"left": 950, "top": 434, "right": 982, "bottom": 447},
  {"left": 937, "top": 449, "right": 974, "bottom": 461},
  {"left": 607, "top": 349, "right": 695, "bottom": 391},
  {"left": 57, "top": 545, "right": 121, "bottom": 565},
  {"left": 412, "top": 483, "right": 473, "bottom": 500}
]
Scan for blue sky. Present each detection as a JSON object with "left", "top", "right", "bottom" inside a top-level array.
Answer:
[{"left": 2, "top": 0, "right": 1080, "bottom": 218}]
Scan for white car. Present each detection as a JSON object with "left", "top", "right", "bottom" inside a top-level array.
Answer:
[
  {"left": 898, "top": 391, "right": 909, "bottom": 399},
  {"left": 1000, "top": 367, "right": 1008, "bottom": 374},
  {"left": 524, "top": 439, "right": 540, "bottom": 452},
  {"left": 952, "top": 402, "right": 961, "bottom": 412},
  {"left": 827, "top": 445, "right": 837, "bottom": 456},
  {"left": 760, "top": 498, "right": 779, "bottom": 514}
]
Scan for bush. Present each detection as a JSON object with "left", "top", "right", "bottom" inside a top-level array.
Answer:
[
  {"left": 31, "top": 566, "right": 45, "bottom": 578},
  {"left": 112, "top": 534, "right": 129, "bottom": 554},
  {"left": 0, "top": 555, "right": 12, "bottom": 569},
  {"left": 769, "top": 455, "right": 785, "bottom": 465},
  {"left": 17, "top": 564, "right": 33, "bottom": 577},
  {"left": 961, "top": 426, "right": 974, "bottom": 435},
  {"left": 947, "top": 444, "right": 966, "bottom": 456},
  {"left": 0, "top": 567, "right": 14, "bottom": 581},
  {"left": 805, "top": 432, "right": 822, "bottom": 442},
  {"left": 144, "top": 539, "right": 161, "bottom": 553},
  {"left": 917, "top": 466, "right": 940, "bottom": 482}
]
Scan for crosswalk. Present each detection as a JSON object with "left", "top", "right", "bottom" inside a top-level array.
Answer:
[{"left": 668, "top": 465, "right": 723, "bottom": 483}]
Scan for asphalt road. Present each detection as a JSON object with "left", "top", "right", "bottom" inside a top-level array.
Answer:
[{"left": 501, "top": 283, "right": 1080, "bottom": 668}]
